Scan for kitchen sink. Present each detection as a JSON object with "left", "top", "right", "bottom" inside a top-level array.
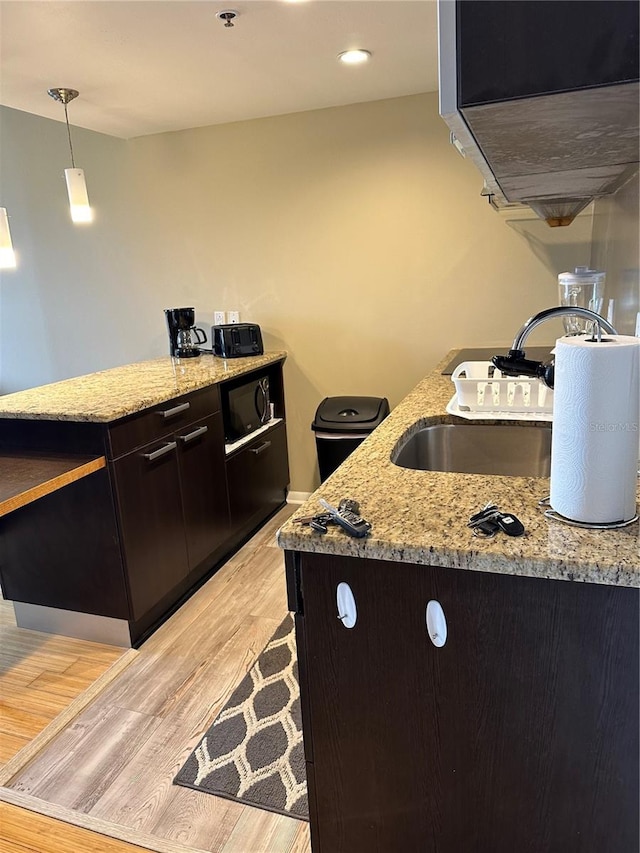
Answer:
[{"left": 392, "top": 423, "right": 552, "bottom": 477}]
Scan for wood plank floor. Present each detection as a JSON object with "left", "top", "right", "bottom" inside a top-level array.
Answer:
[
  {"left": 2, "top": 505, "right": 312, "bottom": 853},
  {"left": 0, "top": 801, "right": 153, "bottom": 853},
  {"left": 0, "top": 595, "right": 125, "bottom": 766}
]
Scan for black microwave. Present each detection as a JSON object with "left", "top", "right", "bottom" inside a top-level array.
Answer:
[{"left": 223, "top": 374, "right": 271, "bottom": 442}]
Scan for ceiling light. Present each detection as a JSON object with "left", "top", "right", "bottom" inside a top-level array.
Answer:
[
  {"left": 0, "top": 208, "right": 17, "bottom": 269},
  {"left": 47, "top": 88, "right": 93, "bottom": 225},
  {"left": 338, "top": 49, "right": 372, "bottom": 65}
]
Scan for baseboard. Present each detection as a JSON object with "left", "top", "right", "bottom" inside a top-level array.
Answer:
[{"left": 287, "top": 491, "right": 312, "bottom": 504}]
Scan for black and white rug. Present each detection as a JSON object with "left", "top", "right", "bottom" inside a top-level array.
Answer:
[{"left": 174, "top": 614, "right": 308, "bottom": 820}]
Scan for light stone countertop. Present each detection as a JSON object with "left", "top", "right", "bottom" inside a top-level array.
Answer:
[
  {"left": 277, "top": 352, "right": 639, "bottom": 588},
  {"left": 0, "top": 352, "right": 287, "bottom": 423}
]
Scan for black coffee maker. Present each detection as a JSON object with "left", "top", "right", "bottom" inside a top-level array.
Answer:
[{"left": 165, "top": 307, "right": 207, "bottom": 358}]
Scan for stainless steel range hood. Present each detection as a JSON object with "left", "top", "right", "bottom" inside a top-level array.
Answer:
[{"left": 438, "top": 0, "right": 640, "bottom": 227}]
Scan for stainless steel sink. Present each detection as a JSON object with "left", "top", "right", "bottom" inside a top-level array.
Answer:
[{"left": 392, "top": 423, "right": 552, "bottom": 477}]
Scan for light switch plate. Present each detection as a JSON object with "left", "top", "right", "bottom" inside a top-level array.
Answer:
[
  {"left": 228, "top": 311, "right": 240, "bottom": 324},
  {"left": 214, "top": 311, "right": 226, "bottom": 325}
]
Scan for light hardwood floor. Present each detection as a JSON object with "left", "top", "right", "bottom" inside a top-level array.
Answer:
[
  {"left": 2, "top": 505, "right": 312, "bottom": 853},
  {"left": 0, "top": 801, "right": 154, "bottom": 853},
  {"left": 0, "top": 595, "right": 125, "bottom": 766}
]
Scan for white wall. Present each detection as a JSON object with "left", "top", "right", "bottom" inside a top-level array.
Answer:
[
  {"left": 591, "top": 171, "right": 640, "bottom": 336},
  {"left": 1, "top": 93, "right": 628, "bottom": 492},
  {"left": 0, "top": 106, "right": 139, "bottom": 389}
]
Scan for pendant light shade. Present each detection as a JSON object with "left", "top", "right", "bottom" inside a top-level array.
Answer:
[
  {"left": 48, "top": 87, "right": 93, "bottom": 225},
  {"left": 65, "top": 168, "right": 92, "bottom": 223},
  {"left": 0, "top": 208, "right": 17, "bottom": 269}
]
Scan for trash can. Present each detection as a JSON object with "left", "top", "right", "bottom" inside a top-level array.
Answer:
[{"left": 312, "top": 396, "right": 390, "bottom": 482}]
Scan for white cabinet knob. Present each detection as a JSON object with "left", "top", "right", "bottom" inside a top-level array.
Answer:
[
  {"left": 426, "top": 600, "right": 447, "bottom": 647},
  {"left": 336, "top": 582, "right": 357, "bottom": 628}
]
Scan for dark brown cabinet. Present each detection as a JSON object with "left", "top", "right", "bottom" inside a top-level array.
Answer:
[
  {"left": 178, "top": 412, "right": 229, "bottom": 573},
  {"left": 288, "top": 551, "right": 639, "bottom": 853},
  {"left": 0, "top": 467, "right": 129, "bottom": 619},
  {"left": 438, "top": 0, "right": 639, "bottom": 220},
  {"left": 0, "top": 359, "right": 289, "bottom": 646},
  {"left": 109, "top": 388, "right": 229, "bottom": 622},
  {"left": 456, "top": 1, "right": 638, "bottom": 108},
  {"left": 111, "top": 410, "right": 229, "bottom": 621},
  {"left": 226, "top": 422, "right": 289, "bottom": 534},
  {"left": 111, "top": 435, "right": 189, "bottom": 621}
]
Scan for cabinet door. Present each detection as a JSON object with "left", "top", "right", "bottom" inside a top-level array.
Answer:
[
  {"left": 456, "top": 0, "right": 639, "bottom": 106},
  {"left": 225, "top": 422, "right": 289, "bottom": 532},
  {"left": 296, "top": 553, "right": 639, "bottom": 853},
  {"left": 176, "top": 412, "right": 229, "bottom": 572},
  {"left": 111, "top": 438, "right": 189, "bottom": 620},
  {"left": 430, "top": 567, "right": 639, "bottom": 853},
  {"left": 296, "top": 553, "right": 442, "bottom": 853}
]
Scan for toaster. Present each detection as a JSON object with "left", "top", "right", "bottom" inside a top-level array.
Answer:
[{"left": 212, "top": 323, "right": 264, "bottom": 358}]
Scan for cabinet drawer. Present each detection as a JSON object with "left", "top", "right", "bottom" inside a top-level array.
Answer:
[
  {"left": 226, "top": 422, "right": 289, "bottom": 530},
  {"left": 108, "top": 385, "right": 220, "bottom": 458}
]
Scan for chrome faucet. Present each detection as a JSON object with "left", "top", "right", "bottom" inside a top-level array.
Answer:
[{"left": 492, "top": 306, "right": 618, "bottom": 389}]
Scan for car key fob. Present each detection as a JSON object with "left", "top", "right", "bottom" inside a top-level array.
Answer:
[
  {"left": 318, "top": 499, "right": 371, "bottom": 538},
  {"left": 495, "top": 512, "right": 525, "bottom": 536},
  {"left": 338, "top": 498, "right": 360, "bottom": 515}
]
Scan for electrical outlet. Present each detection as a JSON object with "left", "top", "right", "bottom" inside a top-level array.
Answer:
[
  {"left": 228, "top": 311, "right": 240, "bottom": 324},
  {"left": 214, "top": 311, "right": 226, "bottom": 326}
]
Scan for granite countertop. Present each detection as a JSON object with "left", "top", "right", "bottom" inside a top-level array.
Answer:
[
  {"left": 277, "top": 352, "right": 639, "bottom": 588},
  {"left": 0, "top": 352, "right": 287, "bottom": 423}
]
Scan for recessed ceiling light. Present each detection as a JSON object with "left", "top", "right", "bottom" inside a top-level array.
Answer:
[{"left": 337, "top": 49, "right": 372, "bottom": 65}]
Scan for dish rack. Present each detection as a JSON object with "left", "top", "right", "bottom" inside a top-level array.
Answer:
[{"left": 451, "top": 361, "right": 554, "bottom": 414}]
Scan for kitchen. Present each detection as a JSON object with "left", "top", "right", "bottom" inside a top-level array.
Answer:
[{"left": 1, "top": 1, "right": 639, "bottom": 852}]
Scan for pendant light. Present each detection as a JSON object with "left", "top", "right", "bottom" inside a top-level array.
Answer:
[
  {"left": 0, "top": 207, "right": 17, "bottom": 269},
  {"left": 47, "top": 88, "right": 93, "bottom": 224}
]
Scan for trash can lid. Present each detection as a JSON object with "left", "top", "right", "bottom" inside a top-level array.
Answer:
[{"left": 312, "top": 396, "right": 390, "bottom": 433}]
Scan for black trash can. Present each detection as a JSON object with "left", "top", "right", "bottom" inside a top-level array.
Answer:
[{"left": 312, "top": 396, "right": 390, "bottom": 482}]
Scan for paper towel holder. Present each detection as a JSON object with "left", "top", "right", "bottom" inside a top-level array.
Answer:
[
  {"left": 538, "top": 497, "right": 639, "bottom": 529},
  {"left": 492, "top": 306, "right": 618, "bottom": 389}
]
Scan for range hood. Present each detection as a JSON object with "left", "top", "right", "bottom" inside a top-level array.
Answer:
[{"left": 438, "top": 0, "right": 640, "bottom": 227}]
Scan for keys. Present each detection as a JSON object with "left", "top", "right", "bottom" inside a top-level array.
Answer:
[
  {"left": 468, "top": 504, "right": 525, "bottom": 538},
  {"left": 338, "top": 498, "right": 360, "bottom": 515},
  {"left": 294, "top": 499, "right": 371, "bottom": 538},
  {"left": 470, "top": 517, "right": 501, "bottom": 539},
  {"left": 318, "top": 499, "right": 372, "bottom": 538},
  {"left": 293, "top": 513, "right": 332, "bottom": 525},
  {"left": 468, "top": 503, "right": 499, "bottom": 525}
]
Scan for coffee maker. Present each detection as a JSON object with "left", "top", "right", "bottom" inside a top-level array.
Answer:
[{"left": 165, "top": 307, "right": 207, "bottom": 358}]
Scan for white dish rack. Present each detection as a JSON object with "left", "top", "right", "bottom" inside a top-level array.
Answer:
[{"left": 449, "top": 361, "right": 554, "bottom": 417}]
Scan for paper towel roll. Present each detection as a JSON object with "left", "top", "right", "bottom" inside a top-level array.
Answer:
[{"left": 550, "top": 334, "right": 639, "bottom": 524}]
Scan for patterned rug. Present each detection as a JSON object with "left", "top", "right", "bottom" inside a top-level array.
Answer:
[{"left": 174, "top": 613, "right": 308, "bottom": 820}]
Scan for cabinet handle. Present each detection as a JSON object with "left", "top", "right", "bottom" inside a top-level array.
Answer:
[
  {"left": 426, "top": 600, "right": 447, "bottom": 648},
  {"left": 158, "top": 402, "right": 190, "bottom": 419},
  {"left": 179, "top": 425, "right": 208, "bottom": 444},
  {"left": 249, "top": 440, "right": 271, "bottom": 455},
  {"left": 336, "top": 582, "right": 357, "bottom": 628},
  {"left": 143, "top": 441, "right": 177, "bottom": 461}
]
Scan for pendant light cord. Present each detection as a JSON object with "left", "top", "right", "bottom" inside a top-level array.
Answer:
[{"left": 64, "top": 102, "right": 76, "bottom": 169}]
